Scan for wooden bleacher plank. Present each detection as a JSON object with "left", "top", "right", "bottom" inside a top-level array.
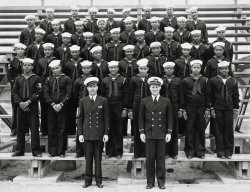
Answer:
[{"left": 0, "top": 139, "right": 16, "bottom": 150}]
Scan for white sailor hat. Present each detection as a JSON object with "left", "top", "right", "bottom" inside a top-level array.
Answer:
[
  {"left": 88, "top": 7, "right": 98, "bottom": 13},
  {"left": 51, "top": 19, "right": 60, "bottom": 25},
  {"left": 181, "top": 43, "right": 192, "bottom": 49},
  {"left": 108, "top": 61, "right": 119, "bottom": 67},
  {"left": 137, "top": 58, "right": 148, "bottom": 67},
  {"left": 90, "top": 46, "right": 102, "bottom": 54},
  {"left": 213, "top": 42, "right": 225, "bottom": 48},
  {"left": 74, "top": 20, "right": 84, "bottom": 25},
  {"left": 84, "top": 77, "right": 99, "bottom": 86},
  {"left": 14, "top": 43, "right": 27, "bottom": 49},
  {"left": 43, "top": 43, "right": 54, "bottom": 49},
  {"left": 191, "top": 30, "right": 201, "bottom": 35},
  {"left": 123, "top": 45, "right": 135, "bottom": 51},
  {"left": 61, "top": 32, "right": 72, "bottom": 38},
  {"left": 149, "top": 16, "right": 160, "bottom": 22},
  {"left": 35, "top": 28, "right": 46, "bottom": 34},
  {"left": 215, "top": 26, "right": 227, "bottom": 32},
  {"left": 164, "top": 26, "right": 175, "bottom": 32},
  {"left": 70, "top": 45, "right": 80, "bottom": 51},
  {"left": 147, "top": 76, "right": 163, "bottom": 86},
  {"left": 190, "top": 60, "right": 202, "bottom": 67},
  {"left": 177, "top": 16, "right": 187, "bottom": 22},
  {"left": 107, "top": 8, "right": 115, "bottom": 13},
  {"left": 81, "top": 60, "right": 92, "bottom": 67},
  {"left": 218, "top": 61, "right": 230, "bottom": 68},
  {"left": 134, "top": 30, "right": 145, "bottom": 36},
  {"left": 24, "top": 14, "right": 36, "bottom": 20},
  {"left": 143, "top": 6, "right": 152, "bottom": 11},
  {"left": 150, "top": 42, "right": 161, "bottom": 48},
  {"left": 71, "top": 5, "right": 79, "bottom": 11},
  {"left": 122, "top": 7, "right": 131, "bottom": 13},
  {"left": 22, "top": 58, "right": 34, "bottom": 64},
  {"left": 189, "top": 6, "right": 198, "bottom": 13},
  {"left": 49, "top": 60, "right": 61, "bottom": 68},
  {"left": 45, "top": 7, "right": 54, "bottom": 12},
  {"left": 110, "top": 28, "right": 121, "bottom": 34},
  {"left": 163, "top": 62, "right": 175, "bottom": 68},
  {"left": 124, "top": 16, "right": 136, "bottom": 23},
  {"left": 83, "top": 32, "right": 94, "bottom": 37}
]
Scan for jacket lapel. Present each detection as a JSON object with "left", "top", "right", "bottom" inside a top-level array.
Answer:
[
  {"left": 90, "top": 96, "right": 101, "bottom": 112},
  {"left": 152, "top": 96, "right": 164, "bottom": 111}
]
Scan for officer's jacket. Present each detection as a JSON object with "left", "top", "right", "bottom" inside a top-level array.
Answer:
[
  {"left": 139, "top": 96, "right": 173, "bottom": 139},
  {"left": 77, "top": 95, "right": 109, "bottom": 140}
]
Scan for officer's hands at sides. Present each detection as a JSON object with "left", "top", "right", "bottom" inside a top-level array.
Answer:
[
  {"left": 103, "top": 135, "right": 109, "bottom": 142},
  {"left": 79, "top": 135, "right": 84, "bottom": 143},
  {"left": 121, "top": 109, "right": 127, "bottom": 118},
  {"left": 140, "top": 133, "right": 146, "bottom": 143},
  {"left": 165, "top": 134, "right": 171, "bottom": 143},
  {"left": 233, "top": 109, "right": 239, "bottom": 119}
]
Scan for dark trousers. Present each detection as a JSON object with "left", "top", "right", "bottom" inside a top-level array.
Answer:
[
  {"left": 15, "top": 103, "right": 41, "bottom": 155},
  {"left": 48, "top": 106, "right": 67, "bottom": 155},
  {"left": 209, "top": 118, "right": 216, "bottom": 136},
  {"left": 178, "top": 117, "right": 186, "bottom": 136},
  {"left": 65, "top": 98, "right": 77, "bottom": 135},
  {"left": 76, "top": 130, "right": 85, "bottom": 156},
  {"left": 10, "top": 92, "right": 17, "bottom": 132},
  {"left": 166, "top": 105, "right": 178, "bottom": 157},
  {"left": 133, "top": 102, "right": 145, "bottom": 157},
  {"left": 106, "top": 103, "right": 123, "bottom": 156},
  {"left": 215, "top": 109, "right": 234, "bottom": 156},
  {"left": 40, "top": 97, "right": 48, "bottom": 135},
  {"left": 85, "top": 140, "right": 103, "bottom": 184},
  {"left": 184, "top": 106, "right": 206, "bottom": 157},
  {"left": 146, "top": 139, "right": 166, "bottom": 186}
]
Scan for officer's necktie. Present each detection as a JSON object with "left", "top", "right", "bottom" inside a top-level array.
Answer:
[
  {"left": 90, "top": 96, "right": 94, "bottom": 103},
  {"left": 154, "top": 97, "right": 158, "bottom": 105}
]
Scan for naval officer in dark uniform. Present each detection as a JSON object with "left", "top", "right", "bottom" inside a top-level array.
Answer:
[
  {"left": 78, "top": 77, "right": 109, "bottom": 188},
  {"left": 139, "top": 76, "right": 173, "bottom": 189}
]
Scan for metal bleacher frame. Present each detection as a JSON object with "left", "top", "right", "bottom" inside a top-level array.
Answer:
[{"left": 1, "top": 1, "right": 250, "bottom": 180}]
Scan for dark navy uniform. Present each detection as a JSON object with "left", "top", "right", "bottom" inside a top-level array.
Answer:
[
  {"left": 39, "top": 19, "right": 54, "bottom": 39},
  {"left": 36, "top": 57, "right": 57, "bottom": 135},
  {"left": 64, "top": 58, "right": 84, "bottom": 135},
  {"left": 20, "top": 28, "right": 35, "bottom": 46},
  {"left": 190, "top": 43, "right": 209, "bottom": 74},
  {"left": 85, "top": 19, "right": 99, "bottom": 34},
  {"left": 161, "top": 75, "right": 183, "bottom": 157},
  {"left": 186, "top": 20, "right": 208, "bottom": 44},
  {"left": 71, "top": 33, "right": 86, "bottom": 48},
  {"left": 100, "top": 74, "right": 128, "bottom": 157},
  {"left": 145, "top": 31, "right": 165, "bottom": 46},
  {"left": 146, "top": 54, "right": 167, "bottom": 77},
  {"left": 12, "top": 74, "right": 41, "bottom": 156},
  {"left": 91, "top": 60, "right": 109, "bottom": 81},
  {"left": 120, "top": 31, "right": 137, "bottom": 45},
  {"left": 7, "top": 57, "right": 24, "bottom": 133},
  {"left": 80, "top": 43, "right": 98, "bottom": 61},
  {"left": 210, "top": 76, "right": 239, "bottom": 157},
  {"left": 118, "top": 58, "right": 138, "bottom": 80},
  {"left": 106, "top": 41, "right": 125, "bottom": 61},
  {"left": 77, "top": 95, "right": 109, "bottom": 185},
  {"left": 54, "top": 44, "right": 72, "bottom": 68},
  {"left": 139, "top": 96, "right": 173, "bottom": 187},
  {"left": 46, "top": 33, "right": 63, "bottom": 51},
  {"left": 134, "top": 43, "right": 150, "bottom": 60},
  {"left": 118, "top": 19, "right": 137, "bottom": 32},
  {"left": 160, "top": 40, "right": 182, "bottom": 61},
  {"left": 128, "top": 74, "right": 150, "bottom": 157},
  {"left": 159, "top": 16, "right": 178, "bottom": 32},
  {"left": 138, "top": 18, "right": 152, "bottom": 32},
  {"left": 43, "top": 74, "right": 72, "bottom": 156},
  {"left": 182, "top": 75, "right": 210, "bottom": 157},
  {"left": 26, "top": 42, "right": 45, "bottom": 72},
  {"left": 64, "top": 17, "right": 80, "bottom": 34},
  {"left": 173, "top": 29, "right": 192, "bottom": 44},
  {"left": 93, "top": 32, "right": 111, "bottom": 61},
  {"left": 106, "top": 19, "right": 118, "bottom": 32},
  {"left": 174, "top": 56, "right": 194, "bottom": 80}
]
